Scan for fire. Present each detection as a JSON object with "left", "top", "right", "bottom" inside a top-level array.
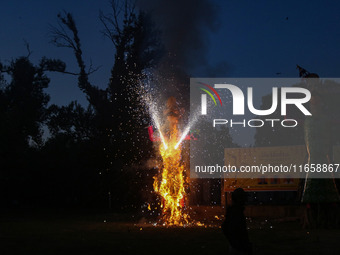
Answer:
[{"left": 153, "top": 126, "right": 189, "bottom": 225}]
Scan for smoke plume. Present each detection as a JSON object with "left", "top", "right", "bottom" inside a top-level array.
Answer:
[{"left": 138, "top": 0, "right": 219, "bottom": 72}]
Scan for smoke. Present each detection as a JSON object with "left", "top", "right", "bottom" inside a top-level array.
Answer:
[{"left": 138, "top": 0, "right": 220, "bottom": 72}]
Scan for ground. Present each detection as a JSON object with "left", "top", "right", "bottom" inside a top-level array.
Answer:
[{"left": 1, "top": 212, "right": 339, "bottom": 255}]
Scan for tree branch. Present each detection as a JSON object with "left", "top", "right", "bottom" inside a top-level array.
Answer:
[
  {"left": 23, "top": 39, "right": 33, "bottom": 58},
  {"left": 99, "top": 0, "right": 137, "bottom": 47}
]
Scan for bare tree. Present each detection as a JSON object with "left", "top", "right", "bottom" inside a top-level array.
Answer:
[
  {"left": 49, "top": 11, "right": 105, "bottom": 108},
  {"left": 99, "top": 0, "right": 136, "bottom": 47}
]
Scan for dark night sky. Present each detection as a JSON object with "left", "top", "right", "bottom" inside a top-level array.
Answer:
[
  {"left": 1, "top": 0, "right": 340, "bottom": 144},
  {"left": 2, "top": 0, "right": 340, "bottom": 104},
  {"left": 0, "top": 0, "right": 112, "bottom": 106}
]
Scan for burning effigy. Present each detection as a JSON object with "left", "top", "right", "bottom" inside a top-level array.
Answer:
[
  {"left": 147, "top": 96, "right": 198, "bottom": 225},
  {"left": 152, "top": 97, "right": 189, "bottom": 225}
]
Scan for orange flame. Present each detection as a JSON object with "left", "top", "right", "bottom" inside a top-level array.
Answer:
[{"left": 153, "top": 126, "right": 189, "bottom": 225}]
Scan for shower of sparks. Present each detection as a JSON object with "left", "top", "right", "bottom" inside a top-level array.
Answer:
[
  {"left": 137, "top": 76, "right": 204, "bottom": 226},
  {"left": 175, "top": 109, "right": 200, "bottom": 149},
  {"left": 148, "top": 103, "right": 168, "bottom": 149}
]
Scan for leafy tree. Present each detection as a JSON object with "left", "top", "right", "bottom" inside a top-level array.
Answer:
[
  {"left": 0, "top": 56, "right": 64, "bottom": 206},
  {"left": 47, "top": 101, "right": 97, "bottom": 141},
  {"left": 0, "top": 57, "right": 49, "bottom": 148}
]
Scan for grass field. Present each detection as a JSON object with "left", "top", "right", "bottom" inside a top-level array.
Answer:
[{"left": 1, "top": 212, "right": 339, "bottom": 255}]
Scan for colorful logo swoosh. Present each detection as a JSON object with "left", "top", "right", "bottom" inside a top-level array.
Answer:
[{"left": 198, "top": 82, "right": 222, "bottom": 106}]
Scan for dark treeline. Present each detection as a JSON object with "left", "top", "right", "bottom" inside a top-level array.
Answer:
[{"left": 0, "top": 1, "right": 165, "bottom": 211}]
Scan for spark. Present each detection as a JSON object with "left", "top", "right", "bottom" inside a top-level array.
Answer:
[
  {"left": 175, "top": 125, "right": 191, "bottom": 149},
  {"left": 148, "top": 104, "right": 168, "bottom": 149},
  {"left": 175, "top": 108, "right": 200, "bottom": 149}
]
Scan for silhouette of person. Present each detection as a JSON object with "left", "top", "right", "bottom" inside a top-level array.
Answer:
[{"left": 222, "top": 188, "right": 252, "bottom": 255}]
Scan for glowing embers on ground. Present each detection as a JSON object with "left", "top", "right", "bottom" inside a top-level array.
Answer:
[{"left": 153, "top": 126, "right": 189, "bottom": 226}]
